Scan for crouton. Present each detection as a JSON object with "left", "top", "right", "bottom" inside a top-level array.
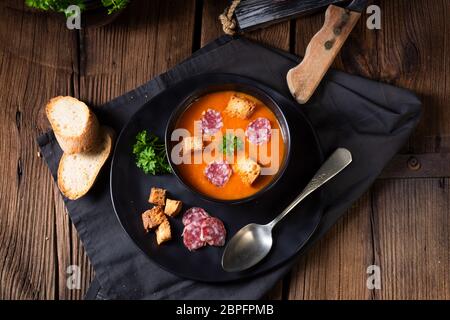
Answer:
[
  {"left": 224, "top": 95, "right": 256, "bottom": 119},
  {"left": 148, "top": 187, "right": 166, "bottom": 206},
  {"left": 182, "top": 136, "right": 203, "bottom": 155},
  {"left": 141, "top": 206, "right": 165, "bottom": 232},
  {"left": 155, "top": 218, "right": 172, "bottom": 245},
  {"left": 164, "top": 199, "right": 182, "bottom": 217},
  {"left": 235, "top": 157, "right": 261, "bottom": 185}
]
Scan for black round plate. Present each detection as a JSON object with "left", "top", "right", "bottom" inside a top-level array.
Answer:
[{"left": 110, "top": 73, "right": 324, "bottom": 282}]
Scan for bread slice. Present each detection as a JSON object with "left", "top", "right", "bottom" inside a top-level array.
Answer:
[
  {"left": 234, "top": 157, "right": 261, "bottom": 185},
  {"left": 148, "top": 187, "right": 166, "bottom": 206},
  {"left": 155, "top": 218, "right": 172, "bottom": 245},
  {"left": 224, "top": 95, "right": 256, "bottom": 119},
  {"left": 142, "top": 206, "right": 166, "bottom": 232},
  {"left": 164, "top": 199, "right": 182, "bottom": 217},
  {"left": 57, "top": 127, "right": 114, "bottom": 200},
  {"left": 46, "top": 96, "right": 100, "bottom": 154}
]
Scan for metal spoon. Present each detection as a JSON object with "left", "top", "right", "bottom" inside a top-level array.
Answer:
[{"left": 222, "top": 148, "right": 353, "bottom": 272}]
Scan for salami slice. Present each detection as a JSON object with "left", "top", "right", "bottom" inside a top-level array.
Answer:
[
  {"left": 245, "top": 117, "right": 272, "bottom": 145},
  {"left": 204, "top": 160, "right": 232, "bottom": 187},
  {"left": 182, "top": 207, "right": 209, "bottom": 226},
  {"left": 201, "top": 109, "right": 223, "bottom": 136},
  {"left": 182, "top": 222, "right": 206, "bottom": 251},
  {"left": 200, "top": 217, "right": 226, "bottom": 247}
]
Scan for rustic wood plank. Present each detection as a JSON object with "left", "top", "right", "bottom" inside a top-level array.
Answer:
[
  {"left": 296, "top": 0, "right": 450, "bottom": 153},
  {"left": 0, "top": 0, "right": 76, "bottom": 299},
  {"left": 79, "top": 0, "right": 197, "bottom": 106},
  {"left": 289, "top": 179, "right": 450, "bottom": 300},
  {"left": 372, "top": 179, "right": 450, "bottom": 299},
  {"left": 287, "top": 0, "right": 450, "bottom": 300},
  {"left": 366, "top": 0, "right": 449, "bottom": 154},
  {"left": 295, "top": 0, "right": 450, "bottom": 153},
  {"left": 288, "top": 194, "right": 374, "bottom": 299},
  {"left": 380, "top": 153, "right": 450, "bottom": 179},
  {"left": 201, "top": 0, "right": 290, "bottom": 50}
]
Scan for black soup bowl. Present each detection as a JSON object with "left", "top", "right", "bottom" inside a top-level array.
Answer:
[{"left": 165, "top": 78, "right": 291, "bottom": 204}]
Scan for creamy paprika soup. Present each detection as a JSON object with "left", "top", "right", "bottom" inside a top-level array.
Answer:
[{"left": 173, "top": 91, "right": 286, "bottom": 201}]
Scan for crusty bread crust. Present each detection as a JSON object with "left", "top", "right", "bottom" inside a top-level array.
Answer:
[
  {"left": 155, "top": 218, "right": 172, "bottom": 245},
  {"left": 57, "top": 127, "right": 114, "bottom": 200},
  {"left": 46, "top": 96, "right": 101, "bottom": 154},
  {"left": 224, "top": 95, "right": 256, "bottom": 119},
  {"left": 234, "top": 157, "right": 261, "bottom": 186}
]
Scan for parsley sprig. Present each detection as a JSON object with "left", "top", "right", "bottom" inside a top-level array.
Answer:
[
  {"left": 25, "top": 0, "right": 129, "bottom": 16},
  {"left": 101, "top": 0, "right": 129, "bottom": 14},
  {"left": 219, "top": 134, "right": 243, "bottom": 156},
  {"left": 132, "top": 130, "right": 171, "bottom": 175}
]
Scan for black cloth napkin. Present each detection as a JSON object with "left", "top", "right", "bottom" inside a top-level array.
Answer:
[{"left": 37, "top": 36, "right": 421, "bottom": 300}]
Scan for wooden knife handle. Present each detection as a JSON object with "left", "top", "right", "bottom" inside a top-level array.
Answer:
[{"left": 287, "top": 5, "right": 361, "bottom": 104}]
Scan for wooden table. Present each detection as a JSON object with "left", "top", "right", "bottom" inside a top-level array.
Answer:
[{"left": 0, "top": 0, "right": 449, "bottom": 300}]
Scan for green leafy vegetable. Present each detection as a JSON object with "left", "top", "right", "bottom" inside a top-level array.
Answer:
[
  {"left": 219, "top": 134, "right": 243, "bottom": 156},
  {"left": 132, "top": 130, "right": 171, "bottom": 175},
  {"left": 25, "top": 0, "right": 129, "bottom": 16},
  {"left": 26, "top": 0, "right": 85, "bottom": 16},
  {"left": 101, "top": 0, "right": 129, "bottom": 14}
]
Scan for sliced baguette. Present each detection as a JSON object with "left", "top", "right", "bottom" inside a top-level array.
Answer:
[
  {"left": 57, "top": 127, "right": 114, "bottom": 200},
  {"left": 46, "top": 96, "right": 100, "bottom": 154}
]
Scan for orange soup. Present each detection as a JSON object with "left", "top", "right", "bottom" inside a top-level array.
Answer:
[{"left": 173, "top": 91, "right": 286, "bottom": 200}]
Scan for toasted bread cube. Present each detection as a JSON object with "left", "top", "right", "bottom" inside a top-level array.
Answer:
[
  {"left": 182, "top": 136, "right": 203, "bottom": 155},
  {"left": 235, "top": 157, "right": 261, "bottom": 185},
  {"left": 155, "top": 218, "right": 172, "bottom": 245},
  {"left": 148, "top": 187, "right": 166, "bottom": 206},
  {"left": 164, "top": 199, "right": 182, "bottom": 217},
  {"left": 141, "top": 206, "right": 165, "bottom": 232},
  {"left": 225, "top": 95, "right": 256, "bottom": 119}
]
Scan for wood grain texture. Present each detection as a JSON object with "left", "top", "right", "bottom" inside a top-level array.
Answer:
[
  {"left": 296, "top": 0, "right": 450, "bottom": 152},
  {"left": 79, "top": 0, "right": 196, "bottom": 106},
  {"left": 288, "top": 194, "right": 374, "bottom": 299},
  {"left": 371, "top": 179, "right": 450, "bottom": 299},
  {"left": 0, "top": 0, "right": 74, "bottom": 299},
  {"left": 380, "top": 153, "right": 450, "bottom": 179},
  {"left": 287, "top": 0, "right": 449, "bottom": 299},
  {"left": 0, "top": 0, "right": 196, "bottom": 300},
  {"left": 201, "top": 0, "right": 290, "bottom": 50}
]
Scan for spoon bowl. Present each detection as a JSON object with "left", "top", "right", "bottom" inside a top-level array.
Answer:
[{"left": 221, "top": 223, "right": 273, "bottom": 272}]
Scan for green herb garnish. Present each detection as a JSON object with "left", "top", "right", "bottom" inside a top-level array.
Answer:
[
  {"left": 132, "top": 130, "right": 171, "bottom": 175},
  {"left": 25, "top": 0, "right": 129, "bottom": 17},
  {"left": 100, "top": 0, "right": 129, "bottom": 14},
  {"left": 219, "top": 134, "right": 243, "bottom": 156}
]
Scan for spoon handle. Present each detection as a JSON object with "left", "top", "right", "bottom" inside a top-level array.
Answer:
[{"left": 268, "top": 148, "right": 352, "bottom": 228}]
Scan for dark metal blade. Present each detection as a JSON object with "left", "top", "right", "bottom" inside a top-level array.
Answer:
[
  {"left": 345, "top": 0, "right": 368, "bottom": 12},
  {"left": 235, "top": 0, "right": 346, "bottom": 32}
]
